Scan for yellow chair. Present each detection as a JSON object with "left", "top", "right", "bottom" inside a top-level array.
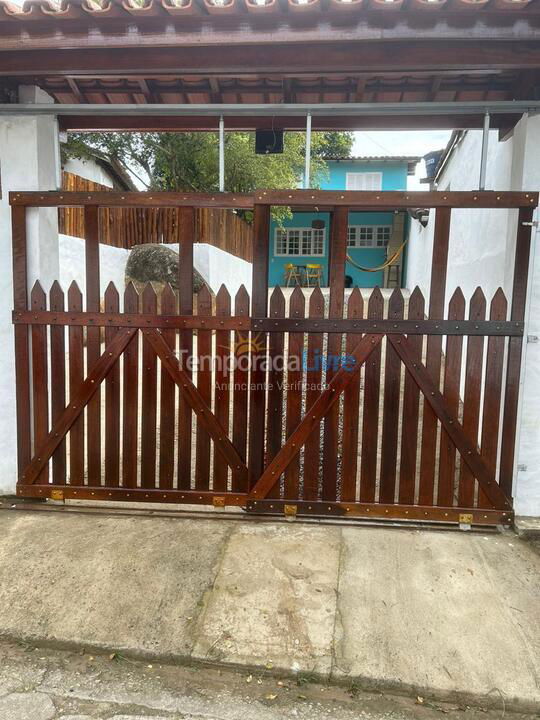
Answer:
[
  {"left": 284, "top": 263, "right": 303, "bottom": 287},
  {"left": 305, "top": 263, "right": 323, "bottom": 287}
]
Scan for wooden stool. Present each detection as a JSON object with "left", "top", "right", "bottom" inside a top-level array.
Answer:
[{"left": 305, "top": 263, "right": 323, "bottom": 287}]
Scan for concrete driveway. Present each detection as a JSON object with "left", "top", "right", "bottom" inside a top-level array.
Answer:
[{"left": 0, "top": 508, "right": 538, "bottom": 711}]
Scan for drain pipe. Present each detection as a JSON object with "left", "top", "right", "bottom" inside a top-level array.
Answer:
[
  {"left": 479, "top": 112, "right": 490, "bottom": 191},
  {"left": 219, "top": 115, "right": 225, "bottom": 192},
  {"left": 304, "top": 112, "right": 312, "bottom": 189}
]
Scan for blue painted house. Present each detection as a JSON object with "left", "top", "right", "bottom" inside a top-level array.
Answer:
[{"left": 268, "top": 156, "right": 419, "bottom": 288}]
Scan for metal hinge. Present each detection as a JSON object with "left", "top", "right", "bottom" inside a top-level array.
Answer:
[
  {"left": 522, "top": 221, "right": 539, "bottom": 227},
  {"left": 459, "top": 513, "right": 473, "bottom": 531},
  {"left": 527, "top": 335, "right": 539, "bottom": 344},
  {"left": 284, "top": 504, "right": 298, "bottom": 521}
]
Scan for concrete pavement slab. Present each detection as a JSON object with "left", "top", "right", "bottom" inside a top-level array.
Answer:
[
  {"left": 192, "top": 522, "right": 341, "bottom": 675},
  {"left": 333, "top": 527, "right": 540, "bottom": 706},
  {"left": 0, "top": 512, "right": 231, "bottom": 659}
]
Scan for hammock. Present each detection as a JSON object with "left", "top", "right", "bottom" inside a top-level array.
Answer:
[{"left": 346, "top": 238, "right": 407, "bottom": 273}]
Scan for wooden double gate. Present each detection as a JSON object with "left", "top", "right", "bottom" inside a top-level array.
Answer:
[{"left": 11, "top": 189, "right": 538, "bottom": 526}]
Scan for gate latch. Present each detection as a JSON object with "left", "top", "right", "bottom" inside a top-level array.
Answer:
[
  {"left": 459, "top": 513, "right": 473, "bottom": 531},
  {"left": 284, "top": 504, "right": 298, "bottom": 521}
]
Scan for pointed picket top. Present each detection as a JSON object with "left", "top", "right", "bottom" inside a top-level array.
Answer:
[
  {"left": 68, "top": 280, "right": 83, "bottom": 310},
  {"left": 309, "top": 285, "right": 325, "bottom": 317},
  {"left": 197, "top": 283, "right": 213, "bottom": 315},
  {"left": 160, "top": 282, "right": 177, "bottom": 314},
  {"left": 347, "top": 287, "right": 363, "bottom": 320},
  {"left": 367, "top": 286, "right": 384, "bottom": 319},
  {"left": 490, "top": 287, "right": 508, "bottom": 321},
  {"left": 468, "top": 287, "right": 486, "bottom": 321},
  {"left": 269, "top": 285, "right": 285, "bottom": 317},
  {"left": 49, "top": 280, "right": 65, "bottom": 312},
  {"left": 142, "top": 282, "right": 158, "bottom": 312},
  {"left": 447, "top": 287, "right": 465, "bottom": 320},
  {"left": 388, "top": 287, "right": 404, "bottom": 318},
  {"left": 104, "top": 281, "right": 120, "bottom": 312},
  {"left": 408, "top": 286, "right": 425, "bottom": 319},
  {"left": 31, "top": 280, "right": 46, "bottom": 310},
  {"left": 123, "top": 281, "right": 139, "bottom": 313},
  {"left": 289, "top": 284, "right": 305, "bottom": 318},
  {"left": 235, "top": 284, "right": 250, "bottom": 315},
  {"left": 216, "top": 284, "right": 231, "bottom": 314}
]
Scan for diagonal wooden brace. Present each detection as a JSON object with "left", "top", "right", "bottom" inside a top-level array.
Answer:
[
  {"left": 248, "top": 333, "right": 383, "bottom": 500},
  {"left": 145, "top": 328, "right": 249, "bottom": 486},
  {"left": 388, "top": 334, "right": 511, "bottom": 510},
  {"left": 20, "top": 328, "right": 136, "bottom": 486}
]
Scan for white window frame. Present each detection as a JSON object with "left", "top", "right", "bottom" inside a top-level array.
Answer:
[
  {"left": 274, "top": 227, "right": 325, "bottom": 257},
  {"left": 347, "top": 225, "right": 392, "bottom": 248},
  {"left": 345, "top": 171, "right": 383, "bottom": 191}
]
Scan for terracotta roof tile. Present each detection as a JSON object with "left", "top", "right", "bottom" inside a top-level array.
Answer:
[{"left": 0, "top": 0, "right": 536, "bottom": 22}]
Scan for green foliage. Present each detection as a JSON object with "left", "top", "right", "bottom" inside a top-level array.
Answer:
[{"left": 63, "top": 130, "right": 354, "bottom": 222}]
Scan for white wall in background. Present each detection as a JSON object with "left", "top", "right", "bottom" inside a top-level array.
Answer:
[
  {"left": 59, "top": 235, "right": 129, "bottom": 303},
  {"left": 406, "top": 117, "right": 540, "bottom": 517},
  {"left": 166, "top": 243, "right": 252, "bottom": 297},
  {"left": 63, "top": 157, "right": 114, "bottom": 188}
]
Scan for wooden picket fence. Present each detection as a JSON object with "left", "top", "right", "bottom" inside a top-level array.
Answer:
[{"left": 11, "top": 189, "right": 538, "bottom": 526}]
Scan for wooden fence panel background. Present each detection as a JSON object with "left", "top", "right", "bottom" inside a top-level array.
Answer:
[{"left": 59, "top": 172, "right": 253, "bottom": 261}]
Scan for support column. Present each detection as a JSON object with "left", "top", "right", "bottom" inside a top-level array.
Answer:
[{"left": 0, "top": 85, "right": 60, "bottom": 495}]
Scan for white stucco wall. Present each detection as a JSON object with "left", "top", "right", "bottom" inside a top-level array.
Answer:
[
  {"left": 406, "top": 117, "right": 540, "bottom": 516},
  {"left": 63, "top": 157, "right": 115, "bottom": 188}
]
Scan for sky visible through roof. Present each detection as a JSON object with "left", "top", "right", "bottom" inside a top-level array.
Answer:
[{"left": 352, "top": 130, "right": 452, "bottom": 189}]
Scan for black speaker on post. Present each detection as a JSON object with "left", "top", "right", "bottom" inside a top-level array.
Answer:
[{"left": 255, "top": 129, "right": 284, "bottom": 154}]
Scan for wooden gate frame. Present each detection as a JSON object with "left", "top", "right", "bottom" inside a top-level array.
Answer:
[{"left": 10, "top": 189, "right": 538, "bottom": 526}]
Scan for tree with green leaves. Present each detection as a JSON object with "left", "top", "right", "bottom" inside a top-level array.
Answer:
[{"left": 64, "top": 130, "right": 354, "bottom": 195}]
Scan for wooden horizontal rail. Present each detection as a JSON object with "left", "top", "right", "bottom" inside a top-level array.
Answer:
[
  {"left": 245, "top": 499, "right": 513, "bottom": 526},
  {"left": 17, "top": 485, "right": 247, "bottom": 506},
  {"left": 9, "top": 190, "right": 539, "bottom": 210},
  {"left": 13, "top": 311, "right": 524, "bottom": 336},
  {"left": 9, "top": 191, "right": 255, "bottom": 209},
  {"left": 255, "top": 190, "right": 539, "bottom": 209}
]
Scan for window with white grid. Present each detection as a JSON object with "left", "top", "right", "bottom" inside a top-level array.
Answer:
[
  {"left": 274, "top": 228, "right": 325, "bottom": 256},
  {"left": 347, "top": 226, "right": 391, "bottom": 248},
  {"left": 345, "top": 172, "right": 383, "bottom": 191}
]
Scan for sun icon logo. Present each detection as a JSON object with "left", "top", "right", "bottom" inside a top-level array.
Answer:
[{"left": 233, "top": 332, "right": 266, "bottom": 355}]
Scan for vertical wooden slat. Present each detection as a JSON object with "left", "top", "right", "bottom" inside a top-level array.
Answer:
[
  {"left": 68, "top": 282, "right": 84, "bottom": 485},
  {"left": 49, "top": 281, "right": 66, "bottom": 485},
  {"left": 437, "top": 288, "right": 465, "bottom": 507},
  {"left": 213, "top": 285, "right": 231, "bottom": 492},
  {"left": 12, "top": 205, "right": 31, "bottom": 479},
  {"left": 322, "top": 206, "right": 348, "bottom": 501},
  {"left": 458, "top": 288, "right": 486, "bottom": 508},
  {"left": 419, "top": 206, "right": 451, "bottom": 505},
  {"left": 284, "top": 286, "right": 305, "bottom": 500},
  {"left": 479, "top": 289, "right": 507, "bottom": 507},
  {"left": 177, "top": 207, "right": 195, "bottom": 489},
  {"left": 141, "top": 283, "right": 158, "bottom": 488},
  {"left": 232, "top": 285, "right": 250, "bottom": 492},
  {"left": 122, "top": 282, "right": 139, "bottom": 488},
  {"left": 360, "top": 287, "right": 383, "bottom": 503},
  {"left": 398, "top": 286, "right": 425, "bottom": 504},
  {"left": 104, "top": 282, "right": 120, "bottom": 487},
  {"left": 266, "top": 286, "right": 286, "bottom": 483},
  {"left": 195, "top": 285, "right": 213, "bottom": 490},
  {"left": 248, "top": 204, "right": 270, "bottom": 488},
  {"left": 303, "top": 286, "right": 325, "bottom": 501},
  {"left": 159, "top": 284, "right": 177, "bottom": 489},
  {"left": 499, "top": 207, "right": 534, "bottom": 499},
  {"left": 341, "top": 288, "right": 363, "bottom": 503},
  {"left": 379, "top": 288, "right": 404, "bottom": 504},
  {"left": 31, "top": 282, "right": 49, "bottom": 484},
  {"left": 84, "top": 205, "right": 102, "bottom": 485}
]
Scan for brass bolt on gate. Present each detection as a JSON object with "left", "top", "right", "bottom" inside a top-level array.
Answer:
[
  {"left": 459, "top": 513, "right": 473, "bottom": 531},
  {"left": 284, "top": 504, "right": 298, "bottom": 522}
]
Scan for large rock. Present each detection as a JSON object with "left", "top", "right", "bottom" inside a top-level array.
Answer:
[{"left": 125, "top": 243, "right": 205, "bottom": 293}]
